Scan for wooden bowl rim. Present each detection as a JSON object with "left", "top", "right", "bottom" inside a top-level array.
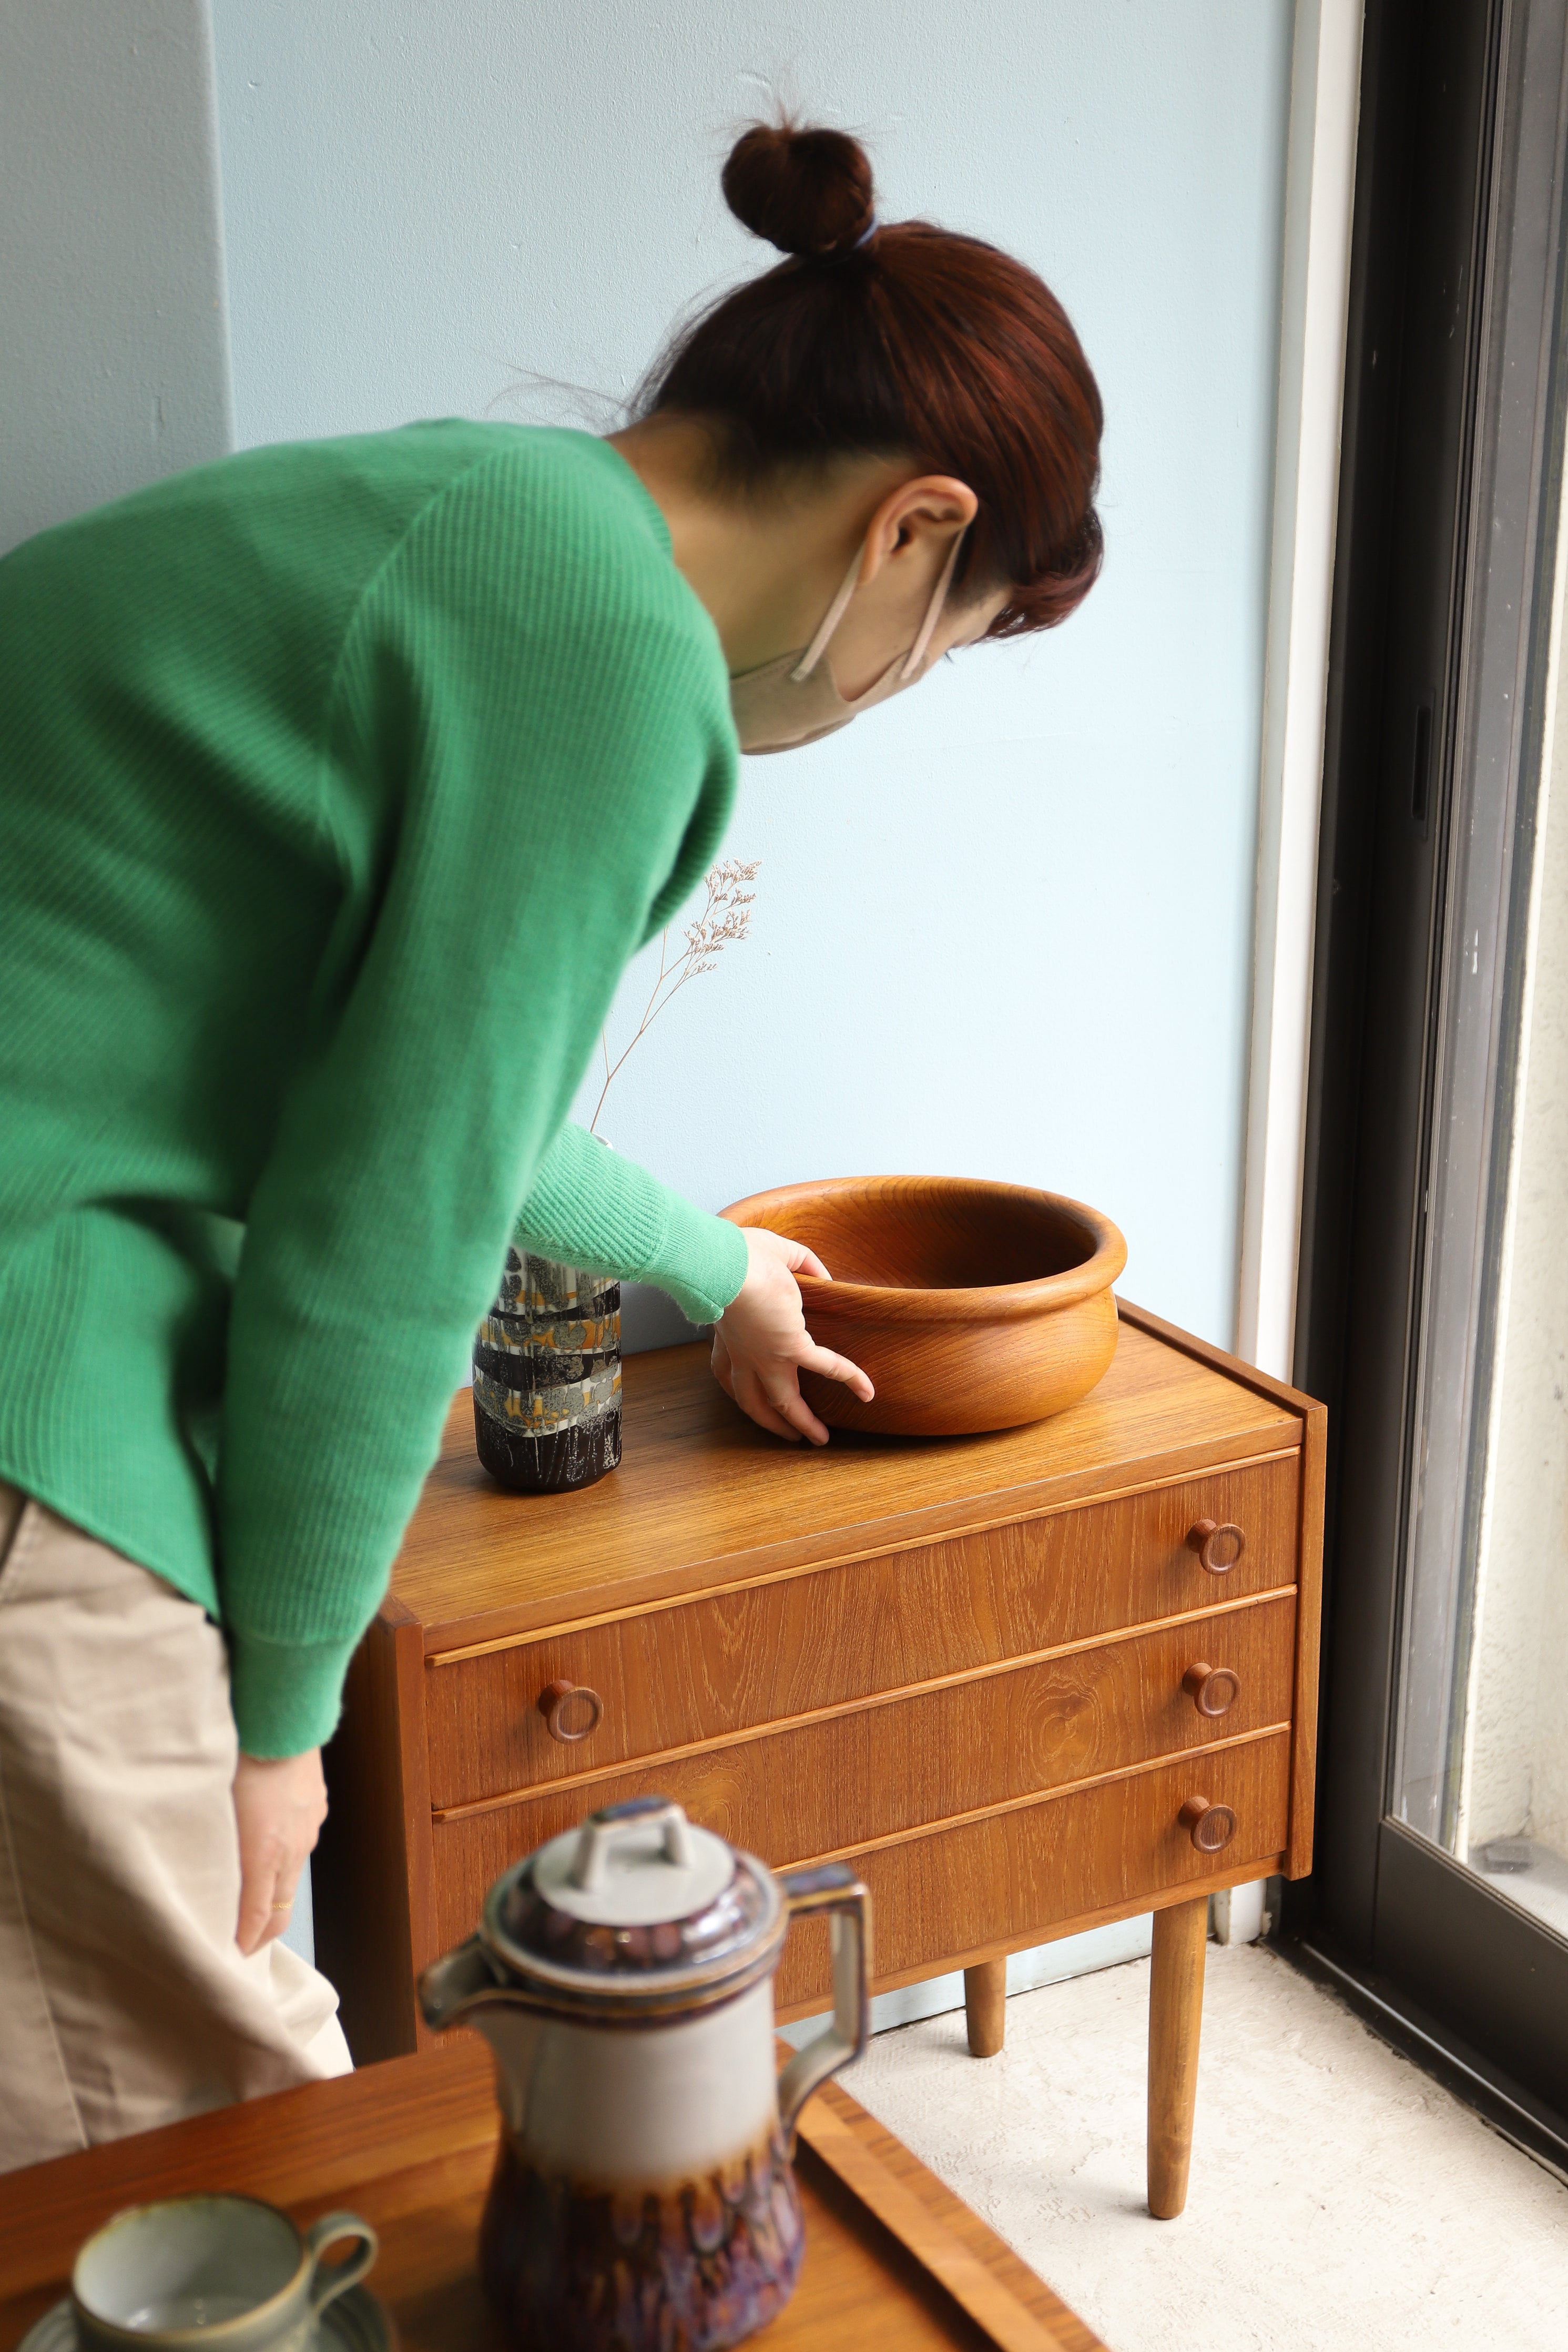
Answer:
[{"left": 720, "top": 1175, "right": 1127, "bottom": 1325}]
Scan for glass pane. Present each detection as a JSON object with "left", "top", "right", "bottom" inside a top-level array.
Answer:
[
  {"left": 1390, "top": 459, "right": 1568, "bottom": 1933},
  {"left": 1453, "top": 634, "right": 1568, "bottom": 1934},
  {"left": 1388, "top": 3, "right": 1568, "bottom": 1916}
]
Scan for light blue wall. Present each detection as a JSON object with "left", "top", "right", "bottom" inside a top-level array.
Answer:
[
  {"left": 0, "top": 0, "right": 232, "bottom": 557},
  {"left": 211, "top": 1, "right": 1292, "bottom": 1346}
]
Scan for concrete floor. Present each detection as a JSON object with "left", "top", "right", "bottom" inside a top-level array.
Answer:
[{"left": 847, "top": 1940, "right": 1568, "bottom": 2352}]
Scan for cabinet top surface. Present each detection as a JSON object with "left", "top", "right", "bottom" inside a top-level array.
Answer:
[{"left": 390, "top": 1302, "right": 1309, "bottom": 1650}]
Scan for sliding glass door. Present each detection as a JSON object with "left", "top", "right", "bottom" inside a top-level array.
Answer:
[{"left": 1298, "top": 0, "right": 1568, "bottom": 2147}]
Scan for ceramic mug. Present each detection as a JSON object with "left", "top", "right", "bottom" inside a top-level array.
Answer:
[{"left": 71, "top": 2196, "right": 377, "bottom": 2351}]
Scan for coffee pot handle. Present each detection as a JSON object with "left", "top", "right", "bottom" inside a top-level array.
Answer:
[{"left": 775, "top": 1863, "right": 872, "bottom": 2138}]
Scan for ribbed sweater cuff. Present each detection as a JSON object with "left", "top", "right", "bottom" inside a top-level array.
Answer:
[
  {"left": 228, "top": 1627, "right": 362, "bottom": 1758},
  {"left": 655, "top": 1190, "right": 750, "bottom": 1324},
  {"left": 512, "top": 1125, "right": 750, "bottom": 1325}
]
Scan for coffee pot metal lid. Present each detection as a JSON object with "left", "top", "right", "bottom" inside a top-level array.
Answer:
[{"left": 485, "top": 1795, "right": 780, "bottom": 1996}]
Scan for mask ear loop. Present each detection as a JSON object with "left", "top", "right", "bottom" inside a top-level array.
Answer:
[
  {"left": 790, "top": 544, "right": 867, "bottom": 683},
  {"left": 791, "top": 520, "right": 969, "bottom": 686},
  {"left": 898, "top": 526, "right": 968, "bottom": 683}
]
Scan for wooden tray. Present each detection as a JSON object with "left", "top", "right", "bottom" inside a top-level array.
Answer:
[{"left": 0, "top": 2039, "right": 1107, "bottom": 2352}]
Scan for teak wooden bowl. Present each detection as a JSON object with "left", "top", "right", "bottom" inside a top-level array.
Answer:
[{"left": 721, "top": 1175, "right": 1127, "bottom": 1437}]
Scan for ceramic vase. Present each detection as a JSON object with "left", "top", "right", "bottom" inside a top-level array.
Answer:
[{"left": 472, "top": 1251, "right": 622, "bottom": 1494}]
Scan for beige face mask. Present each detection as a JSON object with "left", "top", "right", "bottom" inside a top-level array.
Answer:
[{"left": 728, "top": 529, "right": 966, "bottom": 754}]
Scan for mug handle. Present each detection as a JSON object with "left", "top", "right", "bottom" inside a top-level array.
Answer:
[
  {"left": 775, "top": 1862, "right": 872, "bottom": 2140},
  {"left": 305, "top": 2212, "right": 379, "bottom": 2316}
]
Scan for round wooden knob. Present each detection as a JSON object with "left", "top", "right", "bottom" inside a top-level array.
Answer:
[
  {"left": 1178, "top": 1796, "right": 1238, "bottom": 1853},
  {"left": 537, "top": 1680, "right": 603, "bottom": 1743},
  {"left": 1187, "top": 1518, "right": 1246, "bottom": 1573},
  {"left": 1182, "top": 1661, "right": 1240, "bottom": 1718}
]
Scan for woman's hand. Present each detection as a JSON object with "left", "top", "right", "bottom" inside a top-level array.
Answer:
[
  {"left": 711, "top": 1227, "right": 874, "bottom": 1444},
  {"left": 232, "top": 1747, "right": 329, "bottom": 1955}
]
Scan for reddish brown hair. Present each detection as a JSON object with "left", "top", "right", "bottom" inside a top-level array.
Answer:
[{"left": 637, "top": 123, "right": 1104, "bottom": 638}]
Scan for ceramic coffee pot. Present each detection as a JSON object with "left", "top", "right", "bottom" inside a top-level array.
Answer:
[{"left": 419, "top": 1794, "right": 871, "bottom": 2352}]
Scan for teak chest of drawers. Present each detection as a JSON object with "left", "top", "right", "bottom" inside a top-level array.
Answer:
[{"left": 316, "top": 1299, "right": 1324, "bottom": 2219}]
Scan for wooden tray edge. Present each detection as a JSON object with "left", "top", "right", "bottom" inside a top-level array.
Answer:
[{"left": 793, "top": 2069, "right": 1109, "bottom": 2352}]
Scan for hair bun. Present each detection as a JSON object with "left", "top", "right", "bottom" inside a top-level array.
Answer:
[{"left": 722, "top": 123, "right": 875, "bottom": 259}]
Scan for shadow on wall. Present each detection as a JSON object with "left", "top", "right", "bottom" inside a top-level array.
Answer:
[{"left": 621, "top": 1283, "right": 708, "bottom": 1355}]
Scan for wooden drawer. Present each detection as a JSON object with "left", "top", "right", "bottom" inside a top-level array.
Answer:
[
  {"left": 425, "top": 1456, "right": 1300, "bottom": 1808},
  {"left": 429, "top": 1599, "right": 1295, "bottom": 1951},
  {"left": 775, "top": 1732, "right": 1291, "bottom": 2012},
  {"left": 430, "top": 1729, "right": 1290, "bottom": 1997}
]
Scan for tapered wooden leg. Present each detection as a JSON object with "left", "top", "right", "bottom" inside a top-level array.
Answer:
[
  {"left": 964, "top": 1958, "right": 1007, "bottom": 2057},
  {"left": 1146, "top": 1895, "right": 1208, "bottom": 2218}
]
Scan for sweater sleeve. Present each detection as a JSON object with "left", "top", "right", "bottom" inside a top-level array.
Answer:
[
  {"left": 216, "top": 448, "right": 736, "bottom": 1756},
  {"left": 513, "top": 1123, "right": 748, "bottom": 1325}
]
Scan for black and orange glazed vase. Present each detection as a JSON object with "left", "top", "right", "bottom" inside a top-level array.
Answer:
[{"left": 472, "top": 1250, "right": 622, "bottom": 1494}]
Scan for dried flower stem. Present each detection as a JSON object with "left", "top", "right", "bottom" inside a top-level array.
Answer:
[{"left": 588, "top": 859, "right": 759, "bottom": 1134}]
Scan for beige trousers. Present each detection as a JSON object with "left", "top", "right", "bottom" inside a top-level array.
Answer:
[{"left": 0, "top": 1483, "right": 351, "bottom": 2173}]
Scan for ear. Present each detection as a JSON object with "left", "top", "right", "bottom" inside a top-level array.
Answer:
[{"left": 859, "top": 474, "right": 978, "bottom": 584}]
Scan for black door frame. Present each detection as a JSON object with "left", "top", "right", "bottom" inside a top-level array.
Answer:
[{"left": 1289, "top": 0, "right": 1568, "bottom": 2160}]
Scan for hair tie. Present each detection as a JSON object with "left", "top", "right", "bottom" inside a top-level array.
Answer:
[{"left": 851, "top": 215, "right": 880, "bottom": 252}]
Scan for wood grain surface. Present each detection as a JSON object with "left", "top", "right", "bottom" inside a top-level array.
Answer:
[
  {"left": 430, "top": 1731, "right": 1290, "bottom": 2013},
  {"left": 801, "top": 2076, "right": 1104, "bottom": 2350},
  {"left": 721, "top": 1175, "right": 1126, "bottom": 1437},
  {"left": 430, "top": 1596, "right": 1297, "bottom": 1849},
  {"left": 1105, "top": 1301, "right": 1327, "bottom": 1887},
  {"left": 423, "top": 1459, "right": 1300, "bottom": 1807},
  {"left": 1146, "top": 1895, "right": 1209, "bottom": 2219},
  {"left": 1287, "top": 1392, "right": 1327, "bottom": 1879},
  {"left": 314, "top": 1605, "right": 434, "bottom": 2061},
  {"left": 318, "top": 1309, "right": 1321, "bottom": 2077},
  {"left": 0, "top": 2041, "right": 1107, "bottom": 2352},
  {"left": 387, "top": 1319, "right": 1302, "bottom": 1654},
  {"left": 964, "top": 1958, "right": 1009, "bottom": 2059},
  {"left": 771, "top": 1734, "right": 1289, "bottom": 2013}
]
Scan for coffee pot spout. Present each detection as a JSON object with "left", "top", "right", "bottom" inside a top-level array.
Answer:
[{"left": 419, "top": 1934, "right": 510, "bottom": 2032}]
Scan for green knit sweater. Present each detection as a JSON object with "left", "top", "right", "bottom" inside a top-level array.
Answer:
[{"left": 0, "top": 422, "right": 750, "bottom": 1756}]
